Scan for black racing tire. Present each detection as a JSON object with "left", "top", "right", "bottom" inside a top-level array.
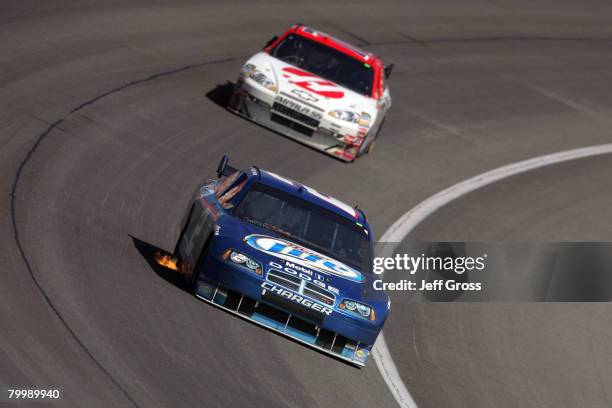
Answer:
[
  {"left": 189, "top": 234, "right": 214, "bottom": 291},
  {"left": 173, "top": 203, "right": 195, "bottom": 257}
]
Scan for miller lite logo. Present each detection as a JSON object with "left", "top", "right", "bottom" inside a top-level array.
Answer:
[{"left": 244, "top": 234, "right": 364, "bottom": 283}]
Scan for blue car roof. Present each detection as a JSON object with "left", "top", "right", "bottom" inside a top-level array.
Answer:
[{"left": 245, "top": 167, "right": 369, "bottom": 227}]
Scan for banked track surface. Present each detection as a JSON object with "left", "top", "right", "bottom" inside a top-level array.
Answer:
[{"left": 2, "top": 1, "right": 612, "bottom": 407}]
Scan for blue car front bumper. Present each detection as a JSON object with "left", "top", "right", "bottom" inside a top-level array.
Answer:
[{"left": 194, "top": 255, "right": 379, "bottom": 366}]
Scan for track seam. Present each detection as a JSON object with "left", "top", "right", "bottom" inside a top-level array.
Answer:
[{"left": 9, "top": 56, "right": 241, "bottom": 408}]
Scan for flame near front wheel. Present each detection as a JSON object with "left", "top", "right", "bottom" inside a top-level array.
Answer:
[{"left": 154, "top": 251, "right": 181, "bottom": 272}]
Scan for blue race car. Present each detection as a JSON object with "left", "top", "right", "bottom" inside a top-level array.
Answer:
[{"left": 172, "top": 156, "right": 389, "bottom": 366}]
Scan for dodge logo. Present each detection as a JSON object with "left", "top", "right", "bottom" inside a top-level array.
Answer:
[{"left": 291, "top": 89, "right": 318, "bottom": 103}]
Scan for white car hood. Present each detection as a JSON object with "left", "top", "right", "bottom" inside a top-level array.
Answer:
[{"left": 247, "top": 52, "right": 377, "bottom": 116}]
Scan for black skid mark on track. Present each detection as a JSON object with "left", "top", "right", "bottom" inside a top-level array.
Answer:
[{"left": 9, "top": 56, "right": 242, "bottom": 408}]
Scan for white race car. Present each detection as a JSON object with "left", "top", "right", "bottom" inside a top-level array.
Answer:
[{"left": 228, "top": 24, "right": 393, "bottom": 162}]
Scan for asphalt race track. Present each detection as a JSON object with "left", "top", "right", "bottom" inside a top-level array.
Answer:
[{"left": 2, "top": 1, "right": 612, "bottom": 407}]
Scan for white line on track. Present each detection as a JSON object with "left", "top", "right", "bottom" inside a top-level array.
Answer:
[{"left": 373, "top": 143, "right": 612, "bottom": 408}]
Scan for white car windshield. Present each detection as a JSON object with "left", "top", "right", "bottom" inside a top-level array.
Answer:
[{"left": 270, "top": 34, "right": 374, "bottom": 97}]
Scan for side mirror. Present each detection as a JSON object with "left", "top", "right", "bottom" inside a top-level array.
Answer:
[
  {"left": 265, "top": 35, "right": 278, "bottom": 48},
  {"left": 384, "top": 63, "right": 394, "bottom": 79},
  {"left": 217, "top": 155, "right": 238, "bottom": 177}
]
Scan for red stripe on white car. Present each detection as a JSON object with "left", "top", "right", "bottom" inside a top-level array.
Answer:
[{"left": 282, "top": 67, "right": 345, "bottom": 99}]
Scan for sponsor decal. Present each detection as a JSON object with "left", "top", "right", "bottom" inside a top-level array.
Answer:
[
  {"left": 291, "top": 89, "right": 318, "bottom": 102},
  {"left": 344, "top": 134, "right": 360, "bottom": 144},
  {"left": 281, "top": 67, "right": 344, "bottom": 99},
  {"left": 262, "top": 282, "right": 333, "bottom": 315},
  {"left": 275, "top": 96, "right": 323, "bottom": 120},
  {"left": 269, "top": 261, "right": 339, "bottom": 294},
  {"left": 245, "top": 234, "right": 364, "bottom": 283}
]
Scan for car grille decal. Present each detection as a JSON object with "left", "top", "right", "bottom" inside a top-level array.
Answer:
[
  {"left": 267, "top": 269, "right": 301, "bottom": 291},
  {"left": 267, "top": 269, "right": 335, "bottom": 305},
  {"left": 303, "top": 283, "right": 335, "bottom": 305},
  {"left": 271, "top": 102, "right": 321, "bottom": 129}
]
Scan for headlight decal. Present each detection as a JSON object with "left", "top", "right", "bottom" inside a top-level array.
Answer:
[
  {"left": 241, "top": 63, "right": 256, "bottom": 76},
  {"left": 329, "top": 110, "right": 373, "bottom": 127},
  {"left": 242, "top": 64, "right": 277, "bottom": 92},
  {"left": 339, "top": 298, "right": 375, "bottom": 320},
  {"left": 357, "top": 112, "right": 372, "bottom": 127},
  {"left": 329, "top": 110, "right": 360, "bottom": 123},
  {"left": 223, "top": 249, "right": 263, "bottom": 275}
]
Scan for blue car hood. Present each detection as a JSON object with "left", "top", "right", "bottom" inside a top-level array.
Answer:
[{"left": 217, "top": 214, "right": 386, "bottom": 304}]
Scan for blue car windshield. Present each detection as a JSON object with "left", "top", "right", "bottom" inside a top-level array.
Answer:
[{"left": 235, "top": 183, "right": 371, "bottom": 269}]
